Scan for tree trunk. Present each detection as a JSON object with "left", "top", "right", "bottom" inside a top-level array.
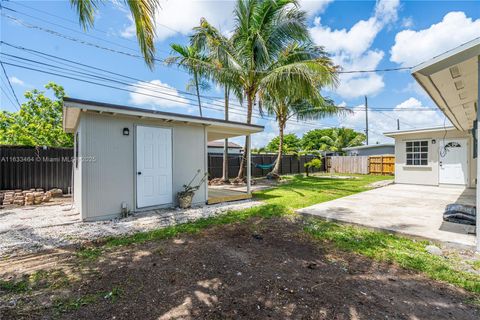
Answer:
[
  {"left": 270, "top": 119, "right": 285, "bottom": 177},
  {"left": 222, "top": 86, "right": 229, "bottom": 182},
  {"left": 236, "top": 93, "right": 254, "bottom": 180},
  {"left": 194, "top": 72, "right": 202, "bottom": 117}
]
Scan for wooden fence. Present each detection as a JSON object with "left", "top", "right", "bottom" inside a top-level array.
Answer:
[
  {"left": 1, "top": 145, "right": 326, "bottom": 192},
  {"left": 327, "top": 156, "right": 369, "bottom": 174},
  {"left": 326, "top": 155, "right": 394, "bottom": 175},
  {"left": 369, "top": 155, "right": 395, "bottom": 175},
  {"left": 208, "top": 154, "right": 325, "bottom": 178}
]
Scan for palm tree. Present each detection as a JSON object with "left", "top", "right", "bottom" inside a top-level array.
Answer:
[
  {"left": 258, "top": 42, "right": 343, "bottom": 177},
  {"left": 70, "top": 0, "right": 159, "bottom": 68},
  {"left": 192, "top": 26, "right": 244, "bottom": 182},
  {"left": 319, "top": 128, "right": 366, "bottom": 154},
  {"left": 192, "top": 0, "right": 324, "bottom": 181},
  {"left": 165, "top": 44, "right": 211, "bottom": 117}
]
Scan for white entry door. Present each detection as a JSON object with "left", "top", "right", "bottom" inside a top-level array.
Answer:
[
  {"left": 136, "top": 126, "right": 173, "bottom": 208},
  {"left": 439, "top": 138, "right": 468, "bottom": 185}
]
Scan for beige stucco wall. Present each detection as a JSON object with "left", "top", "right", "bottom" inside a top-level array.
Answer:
[
  {"left": 393, "top": 129, "right": 476, "bottom": 188},
  {"left": 76, "top": 112, "right": 207, "bottom": 221}
]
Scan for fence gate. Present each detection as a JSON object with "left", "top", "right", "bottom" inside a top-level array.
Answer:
[{"left": 369, "top": 155, "right": 395, "bottom": 175}]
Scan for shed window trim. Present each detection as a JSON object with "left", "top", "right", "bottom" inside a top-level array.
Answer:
[{"left": 406, "top": 140, "right": 428, "bottom": 166}]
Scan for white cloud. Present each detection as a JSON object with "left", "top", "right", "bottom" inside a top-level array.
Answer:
[
  {"left": 309, "top": 0, "right": 400, "bottom": 99},
  {"left": 298, "top": 0, "right": 333, "bottom": 17},
  {"left": 121, "top": 0, "right": 236, "bottom": 42},
  {"left": 391, "top": 12, "right": 480, "bottom": 67},
  {"left": 401, "top": 16, "right": 414, "bottom": 28},
  {"left": 129, "top": 80, "right": 192, "bottom": 111},
  {"left": 9, "top": 76, "right": 24, "bottom": 86},
  {"left": 340, "top": 97, "right": 447, "bottom": 143},
  {"left": 401, "top": 81, "right": 429, "bottom": 99}
]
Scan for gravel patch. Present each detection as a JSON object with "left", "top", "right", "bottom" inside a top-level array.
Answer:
[{"left": 0, "top": 200, "right": 263, "bottom": 257}]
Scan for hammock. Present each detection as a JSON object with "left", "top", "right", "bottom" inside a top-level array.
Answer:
[{"left": 254, "top": 159, "right": 277, "bottom": 170}]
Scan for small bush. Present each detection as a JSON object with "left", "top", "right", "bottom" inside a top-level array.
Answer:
[{"left": 304, "top": 158, "right": 322, "bottom": 176}]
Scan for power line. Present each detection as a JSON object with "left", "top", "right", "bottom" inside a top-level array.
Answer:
[
  {"left": 13, "top": 1, "right": 183, "bottom": 35},
  {"left": 0, "top": 42, "right": 442, "bottom": 115},
  {"left": 0, "top": 41, "right": 242, "bottom": 105},
  {"left": 0, "top": 59, "right": 338, "bottom": 129},
  {"left": 2, "top": 13, "right": 416, "bottom": 76},
  {"left": 0, "top": 60, "right": 20, "bottom": 109}
]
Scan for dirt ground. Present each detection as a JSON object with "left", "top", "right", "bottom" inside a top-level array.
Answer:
[{"left": 1, "top": 217, "right": 479, "bottom": 320}]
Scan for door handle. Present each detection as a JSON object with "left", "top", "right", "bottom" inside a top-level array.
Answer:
[{"left": 137, "top": 171, "right": 142, "bottom": 175}]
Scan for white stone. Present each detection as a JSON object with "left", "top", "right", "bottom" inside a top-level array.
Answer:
[{"left": 425, "top": 245, "right": 443, "bottom": 256}]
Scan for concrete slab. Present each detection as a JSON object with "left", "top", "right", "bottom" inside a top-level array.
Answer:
[{"left": 297, "top": 184, "right": 476, "bottom": 249}]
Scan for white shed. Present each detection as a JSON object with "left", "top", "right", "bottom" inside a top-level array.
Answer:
[{"left": 63, "top": 98, "right": 264, "bottom": 221}]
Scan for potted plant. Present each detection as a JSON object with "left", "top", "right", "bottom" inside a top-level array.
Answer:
[{"left": 177, "top": 169, "right": 208, "bottom": 209}]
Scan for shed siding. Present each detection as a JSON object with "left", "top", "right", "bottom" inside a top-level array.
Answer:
[
  {"left": 79, "top": 112, "right": 207, "bottom": 221},
  {"left": 73, "top": 119, "right": 84, "bottom": 216},
  {"left": 393, "top": 129, "right": 476, "bottom": 187}
]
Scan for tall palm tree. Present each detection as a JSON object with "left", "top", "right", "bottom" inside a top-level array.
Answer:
[
  {"left": 320, "top": 128, "right": 366, "bottom": 154},
  {"left": 165, "top": 44, "right": 211, "bottom": 117},
  {"left": 192, "top": 0, "right": 324, "bottom": 180},
  {"left": 192, "top": 26, "right": 244, "bottom": 182},
  {"left": 70, "top": 0, "right": 159, "bottom": 68},
  {"left": 259, "top": 42, "right": 343, "bottom": 177}
]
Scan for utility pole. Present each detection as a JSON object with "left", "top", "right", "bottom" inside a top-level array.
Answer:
[
  {"left": 397, "top": 119, "right": 400, "bottom": 131},
  {"left": 364, "top": 96, "right": 369, "bottom": 145}
]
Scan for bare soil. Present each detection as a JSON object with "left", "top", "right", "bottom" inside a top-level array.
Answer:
[{"left": 1, "top": 217, "right": 479, "bottom": 320}]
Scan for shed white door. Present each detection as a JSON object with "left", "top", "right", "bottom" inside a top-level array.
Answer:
[
  {"left": 136, "top": 126, "right": 172, "bottom": 208},
  {"left": 439, "top": 139, "right": 467, "bottom": 185}
]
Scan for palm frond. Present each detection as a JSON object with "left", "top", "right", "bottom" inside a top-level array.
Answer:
[
  {"left": 125, "top": 0, "right": 159, "bottom": 69},
  {"left": 70, "top": 0, "right": 98, "bottom": 29},
  {"left": 71, "top": 0, "right": 159, "bottom": 68}
]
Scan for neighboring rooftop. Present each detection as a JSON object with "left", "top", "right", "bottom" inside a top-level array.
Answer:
[{"left": 343, "top": 143, "right": 394, "bottom": 151}]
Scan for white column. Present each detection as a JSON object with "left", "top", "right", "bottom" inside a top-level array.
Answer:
[
  {"left": 477, "top": 56, "right": 480, "bottom": 252},
  {"left": 247, "top": 134, "right": 251, "bottom": 195}
]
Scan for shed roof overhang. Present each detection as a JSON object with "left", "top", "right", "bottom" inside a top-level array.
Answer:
[
  {"left": 63, "top": 97, "right": 264, "bottom": 141},
  {"left": 412, "top": 37, "right": 479, "bottom": 132}
]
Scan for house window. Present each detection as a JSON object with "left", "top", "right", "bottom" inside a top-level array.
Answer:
[{"left": 406, "top": 141, "right": 428, "bottom": 165}]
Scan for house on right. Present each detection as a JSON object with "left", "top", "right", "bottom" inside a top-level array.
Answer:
[{"left": 385, "top": 38, "right": 479, "bottom": 249}]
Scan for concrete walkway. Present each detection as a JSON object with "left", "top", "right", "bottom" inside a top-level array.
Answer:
[{"left": 297, "top": 184, "right": 476, "bottom": 249}]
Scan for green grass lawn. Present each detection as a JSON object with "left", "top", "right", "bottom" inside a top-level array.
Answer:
[
  {"left": 102, "top": 174, "right": 480, "bottom": 295},
  {"left": 105, "top": 174, "right": 391, "bottom": 246},
  {"left": 255, "top": 174, "right": 392, "bottom": 209},
  {"left": 10, "top": 173, "right": 473, "bottom": 297}
]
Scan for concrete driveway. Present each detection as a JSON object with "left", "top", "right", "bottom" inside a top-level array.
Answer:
[{"left": 297, "top": 184, "right": 476, "bottom": 249}]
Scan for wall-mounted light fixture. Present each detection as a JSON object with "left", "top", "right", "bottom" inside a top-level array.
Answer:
[
  {"left": 431, "top": 139, "right": 436, "bottom": 144},
  {"left": 123, "top": 127, "right": 130, "bottom": 136}
]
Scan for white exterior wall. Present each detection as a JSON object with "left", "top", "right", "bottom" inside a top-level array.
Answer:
[
  {"left": 77, "top": 112, "right": 207, "bottom": 221},
  {"left": 393, "top": 129, "right": 476, "bottom": 188},
  {"left": 73, "top": 120, "right": 84, "bottom": 215}
]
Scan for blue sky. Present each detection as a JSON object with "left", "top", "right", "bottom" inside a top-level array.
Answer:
[{"left": 1, "top": 0, "right": 479, "bottom": 148}]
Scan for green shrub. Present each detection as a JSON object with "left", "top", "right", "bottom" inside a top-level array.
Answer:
[{"left": 304, "top": 158, "right": 322, "bottom": 176}]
